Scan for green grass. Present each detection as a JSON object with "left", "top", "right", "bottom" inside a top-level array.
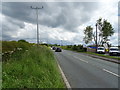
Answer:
[
  {"left": 2, "top": 46, "right": 65, "bottom": 88},
  {"left": 0, "top": 62, "right": 2, "bottom": 90},
  {"left": 83, "top": 52, "right": 120, "bottom": 60}
]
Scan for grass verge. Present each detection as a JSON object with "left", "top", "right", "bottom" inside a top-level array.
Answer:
[
  {"left": 82, "top": 52, "right": 120, "bottom": 60},
  {"left": 2, "top": 46, "right": 65, "bottom": 88}
]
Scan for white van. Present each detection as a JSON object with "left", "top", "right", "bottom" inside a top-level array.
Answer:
[
  {"left": 109, "top": 47, "right": 120, "bottom": 56},
  {"left": 97, "top": 47, "right": 105, "bottom": 54}
]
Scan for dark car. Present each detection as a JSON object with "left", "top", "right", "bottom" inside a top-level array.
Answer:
[
  {"left": 55, "top": 48, "right": 62, "bottom": 52},
  {"left": 52, "top": 47, "right": 57, "bottom": 50}
]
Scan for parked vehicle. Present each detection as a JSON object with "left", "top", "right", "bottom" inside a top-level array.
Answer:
[
  {"left": 97, "top": 47, "right": 105, "bottom": 54},
  {"left": 55, "top": 48, "right": 62, "bottom": 52},
  {"left": 109, "top": 47, "right": 120, "bottom": 56}
]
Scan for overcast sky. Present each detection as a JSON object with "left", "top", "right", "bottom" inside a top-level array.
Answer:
[{"left": 1, "top": 0, "right": 119, "bottom": 46}]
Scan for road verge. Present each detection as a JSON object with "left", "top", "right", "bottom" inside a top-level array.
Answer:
[{"left": 80, "top": 52, "right": 120, "bottom": 64}]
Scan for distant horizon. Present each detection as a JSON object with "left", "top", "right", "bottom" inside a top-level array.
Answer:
[{"left": 2, "top": 40, "right": 120, "bottom": 47}]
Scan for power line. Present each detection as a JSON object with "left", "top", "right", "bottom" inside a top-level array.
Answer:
[{"left": 30, "top": 6, "right": 43, "bottom": 46}]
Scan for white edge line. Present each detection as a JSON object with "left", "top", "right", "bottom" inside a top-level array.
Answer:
[
  {"left": 74, "top": 56, "right": 88, "bottom": 63},
  {"left": 103, "top": 69, "right": 120, "bottom": 77},
  {"left": 57, "top": 63, "right": 72, "bottom": 89},
  {"left": 54, "top": 54, "right": 72, "bottom": 89}
]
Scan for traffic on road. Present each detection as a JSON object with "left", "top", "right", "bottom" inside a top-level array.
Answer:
[
  {"left": 54, "top": 50, "right": 119, "bottom": 88},
  {"left": 51, "top": 46, "right": 62, "bottom": 52}
]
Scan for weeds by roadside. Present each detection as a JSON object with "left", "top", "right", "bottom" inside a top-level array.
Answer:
[{"left": 2, "top": 41, "right": 65, "bottom": 88}]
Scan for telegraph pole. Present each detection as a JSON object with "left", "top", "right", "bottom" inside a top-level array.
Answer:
[
  {"left": 30, "top": 6, "right": 43, "bottom": 47},
  {"left": 61, "top": 40, "right": 62, "bottom": 46},
  {"left": 95, "top": 23, "right": 98, "bottom": 52}
]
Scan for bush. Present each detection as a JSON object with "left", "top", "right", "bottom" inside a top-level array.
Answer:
[
  {"left": 2, "top": 40, "right": 32, "bottom": 62},
  {"left": 2, "top": 41, "right": 18, "bottom": 53},
  {"left": 61, "top": 44, "right": 87, "bottom": 52},
  {"left": 18, "top": 39, "right": 29, "bottom": 43}
]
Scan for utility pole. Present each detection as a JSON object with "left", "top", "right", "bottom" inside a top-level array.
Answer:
[
  {"left": 30, "top": 6, "right": 43, "bottom": 47},
  {"left": 61, "top": 40, "right": 62, "bottom": 46},
  {"left": 95, "top": 23, "right": 98, "bottom": 52}
]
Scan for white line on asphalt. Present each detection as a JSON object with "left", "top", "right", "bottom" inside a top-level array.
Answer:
[
  {"left": 57, "top": 62, "right": 72, "bottom": 89},
  {"left": 74, "top": 56, "right": 88, "bottom": 63},
  {"left": 54, "top": 55, "right": 72, "bottom": 89},
  {"left": 103, "top": 69, "right": 120, "bottom": 77}
]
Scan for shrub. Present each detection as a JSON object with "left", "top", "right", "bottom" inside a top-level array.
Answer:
[{"left": 2, "top": 40, "right": 32, "bottom": 62}]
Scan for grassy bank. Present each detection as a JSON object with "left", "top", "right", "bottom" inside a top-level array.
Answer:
[
  {"left": 2, "top": 45, "right": 65, "bottom": 88},
  {"left": 84, "top": 52, "right": 120, "bottom": 60}
]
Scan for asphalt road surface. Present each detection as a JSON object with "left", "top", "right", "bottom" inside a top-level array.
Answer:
[{"left": 54, "top": 50, "right": 119, "bottom": 88}]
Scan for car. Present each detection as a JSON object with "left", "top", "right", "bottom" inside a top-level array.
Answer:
[
  {"left": 97, "top": 47, "right": 105, "bottom": 54},
  {"left": 109, "top": 47, "right": 120, "bottom": 56},
  {"left": 55, "top": 48, "right": 62, "bottom": 52},
  {"left": 52, "top": 46, "right": 57, "bottom": 50}
]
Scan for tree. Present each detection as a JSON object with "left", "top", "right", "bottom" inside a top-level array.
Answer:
[
  {"left": 83, "top": 18, "right": 114, "bottom": 46},
  {"left": 83, "top": 26, "right": 93, "bottom": 44},
  {"left": 96, "top": 18, "right": 114, "bottom": 46},
  {"left": 18, "top": 39, "right": 28, "bottom": 43}
]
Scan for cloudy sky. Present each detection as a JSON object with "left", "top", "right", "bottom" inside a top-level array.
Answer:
[{"left": 1, "top": 0, "right": 119, "bottom": 46}]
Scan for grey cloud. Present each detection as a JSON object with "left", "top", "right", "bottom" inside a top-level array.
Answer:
[
  {"left": 2, "top": 34, "right": 12, "bottom": 40},
  {"left": 2, "top": 2, "right": 99, "bottom": 32},
  {"left": 2, "top": 2, "right": 101, "bottom": 44},
  {"left": 119, "top": 1, "right": 120, "bottom": 16},
  {"left": 40, "top": 2, "right": 99, "bottom": 32},
  {"left": 2, "top": 3, "right": 29, "bottom": 21},
  {"left": 6, "top": 16, "right": 25, "bottom": 29},
  {"left": 2, "top": 16, "right": 21, "bottom": 40}
]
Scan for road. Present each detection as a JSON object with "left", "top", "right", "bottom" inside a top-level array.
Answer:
[{"left": 54, "top": 50, "right": 119, "bottom": 88}]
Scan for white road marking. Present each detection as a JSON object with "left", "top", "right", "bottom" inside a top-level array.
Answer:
[
  {"left": 54, "top": 55, "right": 72, "bottom": 89},
  {"left": 57, "top": 63, "right": 72, "bottom": 89},
  {"left": 74, "top": 56, "right": 88, "bottom": 63},
  {"left": 64, "top": 52, "right": 119, "bottom": 78},
  {"left": 103, "top": 69, "right": 120, "bottom": 77}
]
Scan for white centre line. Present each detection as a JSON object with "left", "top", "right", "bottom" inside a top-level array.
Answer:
[
  {"left": 103, "top": 69, "right": 120, "bottom": 77},
  {"left": 74, "top": 56, "right": 88, "bottom": 63}
]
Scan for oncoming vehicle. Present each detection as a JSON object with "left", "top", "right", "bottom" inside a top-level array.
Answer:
[
  {"left": 109, "top": 47, "right": 120, "bottom": 56},
  {"left": 55, "top": 48, "right": 62, "bottom": 52},
  {"left": 97, "top": 47, "right": 105, "bottom": 54}
]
